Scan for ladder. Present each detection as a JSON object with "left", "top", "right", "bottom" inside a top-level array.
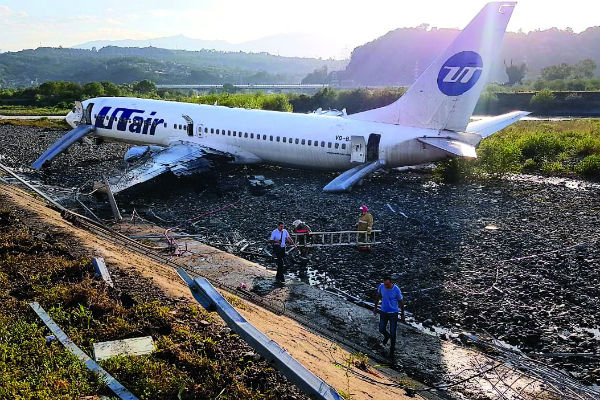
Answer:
[{"left": 290, "top": 230, "right": 382, "bottom": 247}]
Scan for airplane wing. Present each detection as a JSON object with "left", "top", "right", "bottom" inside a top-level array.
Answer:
[
  {"left": 107, "top": 141, "right": 233, "bottom": 194},
  {"left": 466, "top": 111, "right": 530, "bottom": 139}
]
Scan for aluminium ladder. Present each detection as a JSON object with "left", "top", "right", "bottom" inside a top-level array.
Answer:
[{"left": 289, "top": 230, "right": 382, "bottom": 247}]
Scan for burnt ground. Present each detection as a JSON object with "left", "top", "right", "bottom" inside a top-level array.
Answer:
[{"left": 2, "top": 125, "right": 600, "bottom": 385}]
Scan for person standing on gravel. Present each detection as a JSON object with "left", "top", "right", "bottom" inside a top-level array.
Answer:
[
  {"left": 269, "top": 221, "right": 295, "bottom": 283},
  {"left": 357, "top": 205, "right": 373, "bottom": 251},
  {"left": 373, "top": 276, "right": 405, "bottom": 356}
]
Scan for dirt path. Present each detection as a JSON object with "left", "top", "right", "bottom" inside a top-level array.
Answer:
[{"left": 0, "top": 183, "right": 424, "bottom": 400}]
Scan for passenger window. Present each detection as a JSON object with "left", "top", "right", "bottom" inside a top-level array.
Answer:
[
  {"left": 301, "top": 139, "right": 305, "bottom": 145},
  {"left": 328, "top": 142, "right": 332, "bottom": 148},
  {"left": 283, "top": 137, "right": 287, "bottom": 143},
  {"left": 251, "top": 133, "right": 255, "bottom": 139},
  {"left": 335, "top": 143, "right": 339, "bottom": 149},
  {"left": 244, "top": 132, "right": 248, "bottom": 138},
  {"left": 216, "top": 129, "right": 220, "bottom": 134},
  {"left": 173, "top": 124, "right": 177, "bottom": 129},
  {"left": 205, "top": 127, "right": 208, "bottom": 133},
  {"left": 233, "top": 131, "right": 236, "bottom": 136},
  {"left": 321, "top": 141, "right": 325, "bottom": 147},
  {"left": 308, "top": 140, "right": 312, "bottom": 146},
  {"left": 276, "top": 136, "right": 280, "bottom": 142},
  {"left": 269, "top": 136, "right": 273, "bottom": 141},
  {"left": 211, "top": 128, "right": 214, "bottom": 133},
  {"left": 164, "top": 122, "right": 167, "bottom": 128},
  {"left": 314, "top": 141, "right": 318, "bottom": 147},
  {"left": 228, "top": 130, "right": 231, "bottom": 136},
  {"left": 263, "top": 135, "right": 267, "bottom": 140},
  {"left": 178, "top": 124, "right": 182, "bottom": 130},
  {"left": 342, "top": 143, "right": 346, "bottom": 150},
  {"left": 295, "top": 139, "right": 299, "bottom": 144}
]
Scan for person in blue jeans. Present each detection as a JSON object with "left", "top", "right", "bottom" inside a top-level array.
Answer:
[{"left": 373, "top": 275, "right": 405, "bottom": 356}]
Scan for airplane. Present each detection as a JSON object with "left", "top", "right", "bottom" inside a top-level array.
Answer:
[{"left": 32, "top": 2, "right": 528, "bottom": 194}]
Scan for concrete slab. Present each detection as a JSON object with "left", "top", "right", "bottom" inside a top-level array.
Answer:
[{"left": 93, "top": 336, "right": 155, "bottom": 361}]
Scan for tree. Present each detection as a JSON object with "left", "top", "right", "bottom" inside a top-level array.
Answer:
[
  {"left": 541, "top": 63, "right": 573, "bottom": 80},
  {"left": 504, "top": 60, "right": 527, "bottom": 85},
  {"left": 301, "top": 66, "right": 328, "bottom": 84},
  {"left": 132, "top": 79, "right": 156, "bottom": 95},
  {"left": 82, "top": 82, "right": 105, "bottom": 98},
  {"left": 572, "top": 59, "right": 597, "bottom": 79},
  {"left": 100, "top": 81, "right": 121, "bottom": 97},
  {"left": 222, "top": 83, "right": 236, "bottom": 93},
  {"left": 529, "top": 89, "right": 556, "bottom": 112}
]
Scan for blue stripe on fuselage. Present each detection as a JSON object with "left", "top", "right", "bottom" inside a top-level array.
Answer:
[{"left": 94, "top": 106, "right": 163, "bottom": 135}]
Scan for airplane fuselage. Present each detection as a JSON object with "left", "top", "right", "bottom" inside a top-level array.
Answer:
[{"left": 71, "top": 97, "right": 459, "bottom": 171}]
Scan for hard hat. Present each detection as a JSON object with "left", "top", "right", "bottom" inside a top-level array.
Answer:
[
  {"left": 292, "top": 219, "right": 302, "bottom": 227},
  {"left": 360, "top": 205, "right": 368, "bottom": 212}
]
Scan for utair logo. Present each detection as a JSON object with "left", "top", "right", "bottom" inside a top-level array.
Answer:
[
  {"left": 437, "top": 51, "right": 483, "bottom": 96},
  {"left": 94, "top": 106, "right": 164, "bottom": 136}
]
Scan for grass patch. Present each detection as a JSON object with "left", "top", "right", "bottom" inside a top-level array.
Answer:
[
  {"left": 0, "top": 118, "right": 70, "bottom": 130},
  {"left": 0, "top": 206, "right": 307, "bottom": 400},
  {"left": 0, "top": 105, "right": 70, "bottom": 116},
  {"left": 434, "top": 119, "right": 600, "bottom": 182}
]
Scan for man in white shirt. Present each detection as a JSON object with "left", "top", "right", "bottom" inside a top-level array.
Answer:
[{"left": 269, "top": 221, "right": 295, "bottom": 283}]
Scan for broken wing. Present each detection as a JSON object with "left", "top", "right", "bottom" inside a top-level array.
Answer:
[{"left": 107, "top": 142, "right": 232, "bottom": 194}]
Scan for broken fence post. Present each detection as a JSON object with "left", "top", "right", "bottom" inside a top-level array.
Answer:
[
  {"left": 92, "top": 257, "right": 114, "bottom": 288},
  {"left": 29, "top": 302, "right": 139, "bottom": 400},
  {"left": 176, "top": 268, "right": 343, "bottom": 400},
  {"left": 104, "top": 178, "right": 122, "bottom": 222}
]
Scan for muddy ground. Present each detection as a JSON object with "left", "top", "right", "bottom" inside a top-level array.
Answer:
[{"left": 1, "top": 124, "right": 599, "bottom": 385}]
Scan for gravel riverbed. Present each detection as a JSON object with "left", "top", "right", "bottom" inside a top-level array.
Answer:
[{"left": 2, "top": 125, "right": 599, "bottom": 385}]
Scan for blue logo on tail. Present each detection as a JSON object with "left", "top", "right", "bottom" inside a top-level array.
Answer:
[{"left": 437, "top": 51, "right": 483, "bottom": 96}]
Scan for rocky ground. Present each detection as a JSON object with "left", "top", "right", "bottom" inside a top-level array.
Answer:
[{"left": 2, "top": 124, "right": 599, "bottom": 385}]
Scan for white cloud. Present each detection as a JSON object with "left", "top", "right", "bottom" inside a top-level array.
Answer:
[{"left": 0, "top": 5, "right": 13, "bottom": 16}]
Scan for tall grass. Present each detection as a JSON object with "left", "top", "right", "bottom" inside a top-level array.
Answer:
[{"left": 435, "top": 119, "right": 600, "bottom": 181}]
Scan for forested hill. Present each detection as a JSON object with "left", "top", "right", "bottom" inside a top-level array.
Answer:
[
  {"left": 339, "top": 26, "right": 600, "bottom": 85},
  {"left": 0, "top": 46, "right": 347, "bottom": 87}
]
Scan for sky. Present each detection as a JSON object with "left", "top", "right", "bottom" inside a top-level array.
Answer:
[{"left": 1, "top": 0, "right": 599, "bottom": 57}]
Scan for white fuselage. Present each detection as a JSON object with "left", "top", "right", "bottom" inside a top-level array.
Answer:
[{"left": 70, "top": 97, "right": 457, "bottom": 170}]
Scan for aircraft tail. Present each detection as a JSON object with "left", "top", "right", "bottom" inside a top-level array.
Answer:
[{"left": 348, "top": 2, "right": 516, "bottom": 132}]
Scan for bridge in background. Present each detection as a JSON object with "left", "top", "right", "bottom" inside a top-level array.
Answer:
[{"left": 156, "top": 83, "right": 401, "bottom": 94}]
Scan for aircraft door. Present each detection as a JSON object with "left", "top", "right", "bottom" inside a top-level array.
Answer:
[
  {"left": 366, "top": 133, "right": 381, "bottom": 162},
  {"left": 84, "top": 102, "right": 94, "bottom": 125},
  {"left": 182, "top": 115, "right": 194, "bottom": 137},
  {"left": 350, "top": 136, "right": 366, "bottom": 163}
]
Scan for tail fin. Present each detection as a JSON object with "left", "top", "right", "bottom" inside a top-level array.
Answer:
[{"left": 348, "top": 2, "right": 516, "bottom": 132}]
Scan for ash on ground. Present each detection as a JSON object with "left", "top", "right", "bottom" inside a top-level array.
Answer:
[{"left": 3, "top": 125, "right": 599, "bottom": 385}]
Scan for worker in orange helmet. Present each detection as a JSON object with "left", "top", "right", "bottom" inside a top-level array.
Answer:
[{"left": 357, "top": 205, "right": 373, "bottom": 251}]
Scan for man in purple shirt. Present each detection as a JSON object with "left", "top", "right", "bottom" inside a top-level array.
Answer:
[{"left": 373, "top": 275, "right": 405, "bottom": 356}]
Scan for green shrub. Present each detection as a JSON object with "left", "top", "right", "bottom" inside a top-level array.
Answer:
[
  {"left": 518, "top": 132, "right": 566, "bottom": 161},
  {"left": 433, "top": 158, "right": 476, "bottom": 183},
  {"left": 576, "top": 154, "right": 600, "bottom": 179},
  {"left": 529, "top": 89, "right": 556, "bottom": 112},
  {"left": 541, "top": 161, "right": 566, "bottom": 174},
  {"left": 477, "top": 140, "right": 522, "bottom": 175}
]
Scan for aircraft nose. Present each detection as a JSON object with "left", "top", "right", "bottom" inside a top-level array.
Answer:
[{"left": 65, "top": 110, "right": 77, "bottom": 128}]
